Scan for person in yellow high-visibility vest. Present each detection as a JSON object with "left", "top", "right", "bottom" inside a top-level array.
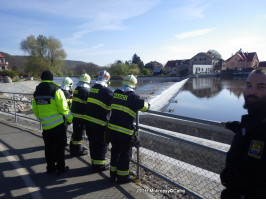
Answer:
[{"left": 32, "top": 70, "right": 73, "bottom": 175}]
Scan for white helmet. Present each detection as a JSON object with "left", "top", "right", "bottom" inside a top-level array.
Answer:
[
  {"left": 79, "top": 73, "right": 91, "bottom": 84},
  {"left": 61, "top": 77, "right": 73, "bottom": 90},
  {"left": 123, "top": 74, "right": 137, "bottom": 88},
  {"left": 97, "top": 70, "right": 110, "bottom": 82}
]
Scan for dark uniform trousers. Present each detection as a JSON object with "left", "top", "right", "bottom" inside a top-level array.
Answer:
[
  {"left": 42, "top": 123, "right": 66, "bottom": 171},
  {"left": 86, "top": 122, "right": 107, "bottom": 167},
  {"left": 109, "top": 131, "right": 132, "bottom": 179},
  {"left": 70, "top": 118, "right": 86, "bottom": 154}
]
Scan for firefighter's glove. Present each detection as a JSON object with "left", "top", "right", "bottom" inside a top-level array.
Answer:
[{"left": 130, "top": 134, "right": 140, "bottom": 148}]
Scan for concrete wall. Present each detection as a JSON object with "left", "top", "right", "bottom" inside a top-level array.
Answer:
[{"left": 139, "top": 113, "right": 234, "bottom": 144}]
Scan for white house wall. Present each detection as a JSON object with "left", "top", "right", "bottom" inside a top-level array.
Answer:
[{"left": 193, "top": 65, "right": 213, "bottom": 74}]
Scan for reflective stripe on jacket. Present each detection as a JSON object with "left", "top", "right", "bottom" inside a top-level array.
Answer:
[
  {"left": 71, "top": 86, "right": 90, "bottom": 119},
  {"left": 32, "top": 81, "right": 73, "bottom": 130},
  {"left": 108, "top": 88, "right": 149, "bottom": 136},
  {"left": 84, "top": 84, "right": 113, "bottom": 126}
]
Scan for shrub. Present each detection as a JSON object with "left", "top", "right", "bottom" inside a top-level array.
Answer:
[{"left": 1, "top": 70, "right": 18, "bottom": 79}]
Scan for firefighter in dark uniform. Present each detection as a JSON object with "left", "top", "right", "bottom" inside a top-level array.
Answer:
[
  {"left": 84, "top": 70, "right": 113, "bottom": 171},
  {"left": 107, "top": 74, "right": 150, "bottom": 183},
  {"left": 70, "top": 73, "right": 91, "bottom": 156},
  {"left": 32, "top": 70, "right": 73, "bottom": 175}
]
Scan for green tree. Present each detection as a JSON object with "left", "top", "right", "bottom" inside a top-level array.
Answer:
[
  {"left": 208, "top": 50, "right": 222, "bottom": 59},
  {"left": 141, "top": 68, "right": 151, "bottom": 76},
  {"left": 109, "top": 62, "right": 128, "bottom": 76},
  {"left": 132, "top": 53, "right": 144, "bottom": 69},
  {"left": 20, "top": 35, "right": 66, "bottom": 77}
]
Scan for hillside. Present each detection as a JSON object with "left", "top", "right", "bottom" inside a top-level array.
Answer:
[{"left": 0, "top": 51, "right": 96, "bottom": 72}]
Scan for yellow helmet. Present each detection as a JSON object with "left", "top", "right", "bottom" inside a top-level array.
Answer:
[
  {"left": 123, "top": 74, "right": 137, "bottom": 88},
  {"left": 79, "top": 73, "right": 91, "bottom": 84},
  {"left": 62, "top": 77, "right": 73, "bottom": 88}
]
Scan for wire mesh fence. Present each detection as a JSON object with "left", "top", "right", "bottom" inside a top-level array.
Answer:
[{"left": 0, "top": 92, "right": 230, "bottom": 199}]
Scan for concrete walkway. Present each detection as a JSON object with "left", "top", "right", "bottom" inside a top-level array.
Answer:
[{"left": 0, "top": 119, "right": 153, "bottom": 199}]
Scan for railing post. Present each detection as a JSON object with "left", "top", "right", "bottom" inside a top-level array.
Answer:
[
  {"left": 13, "top": 93, "right": 17, "bottom": 123},
  {"left": 136, "top": 111, "right": 140, "bottom": 181}
]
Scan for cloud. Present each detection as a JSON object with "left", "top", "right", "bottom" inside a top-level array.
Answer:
[
  {"left": 171, "top": 0, "right": 211, "bottom": 19},
  {"left": 3, "top": 0, "right": 161, "bottom": 39},
  {"left": 175, "top": 28, "right": 215, "bottom": 39},
  {"left": 92, "top": 44, "right": 104, "bottom": 49}
]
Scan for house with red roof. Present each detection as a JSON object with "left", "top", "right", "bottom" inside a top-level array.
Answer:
[
  {"left": 0, "top": 53, "right": 11, "bottom": 71},
  {"left": 225, "top": 49, "right": 259, "bottom": 70}
]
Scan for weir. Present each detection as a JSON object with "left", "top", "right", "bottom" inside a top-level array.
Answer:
[{"left": 0, "top": 92, "right": 232, "bottom": 199}]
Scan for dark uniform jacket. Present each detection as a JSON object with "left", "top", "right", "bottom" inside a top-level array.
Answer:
[
  {"left": 220, "top": 114, "right": 266, "bottom": 198},
  {"left": 108, "top": 88, "right": 149, "bottom": 137},
  {"left": 84, "top": 84, "right": 113, "bottom": 126},
  {"left": 71, "top": 86, "right": 90, "bottom": 119}
]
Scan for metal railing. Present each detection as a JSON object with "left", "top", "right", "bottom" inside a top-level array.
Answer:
[{"left": 0, "top": 92, "right": 228, "bottom": 199}]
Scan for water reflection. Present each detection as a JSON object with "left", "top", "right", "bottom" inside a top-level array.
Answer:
[{"left": 165, "top": 77, "right": 247, "bottom": 122}]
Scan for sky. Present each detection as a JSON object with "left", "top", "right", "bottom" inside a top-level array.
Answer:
[{"left": 1, "top": 0, "right": 266, "bottom": 66}]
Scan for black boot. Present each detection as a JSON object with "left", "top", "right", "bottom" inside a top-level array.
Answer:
[
  {"left": 70, "top": 143, "right": 88, "bottom": 156},
  {"left": 92, "top": 164, "right": 110, "bottom": 172},
  {"left": 56, "top": 166, "right": 69, "bottom": 176},
  {"left": 117, "top": 175, "right": 133, "bottom": 184},
  {"left": 110, "top": 171, "right": 117, "bottom": 182}
]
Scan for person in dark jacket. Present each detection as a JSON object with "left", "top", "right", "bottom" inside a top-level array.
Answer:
[
  {"left": 70, "top": 73, "right": 91, "bottom": 156},
  {"left": 84, "top": 70, "right": 113, "bottom": 171},
  {"left": 32, "top": 70, "right": 73, "bottom": 175},
  {"left": 107, "top": 74, "right": 150, "bottom": 184},
  {"left": 220, "top": 67, "right": 266, "bottom": 198}
]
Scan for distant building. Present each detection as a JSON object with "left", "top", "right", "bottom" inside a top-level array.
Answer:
[
  {"left": 0, "top": 53, "right": 11, "bottom": 71},
  {"left": 225, "top": 49, "right": 259, "bottom": 70},
  {"left": 164, "top": 59, "right": 190, "bottom": 76},
  {"left": 259, "top": 61, "right": 266, "bottom": 68},
  {"left": 152, "top": 68, "right": 162, "bottom": 75},
  {"left": 193, "top": 65, "right": 213, "bottom": 74},
  {"left": 144, "top": 61, "right": 163, "bottom": 70},
  {"left": 164, "top": 60, "right": 178, "bottom": 75},
  {"left": 189, "top": 52, "right": 221, "bottom": 74}
]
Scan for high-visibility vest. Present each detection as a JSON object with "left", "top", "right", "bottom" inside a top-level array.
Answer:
[{"left": 32, "top": 81, "right": 73, "bottom": 130}]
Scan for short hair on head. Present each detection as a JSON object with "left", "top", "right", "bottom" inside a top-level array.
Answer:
[
  {"left": 41, "top": 70, "right": 53, "bottom": 80},
  {"left": 252, "top": 67, "right": 266, "bottom": 75}
]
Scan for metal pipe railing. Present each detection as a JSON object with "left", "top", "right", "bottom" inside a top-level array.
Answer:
[
  {"left": 146, "top": 110, "right": 223, "bottom": 127},
  {"left": 0, "top": 92, "right": 226, "bottom": 199}
]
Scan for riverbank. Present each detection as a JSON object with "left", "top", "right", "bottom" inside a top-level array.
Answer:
[{"left": 0, "top": 78, "right": 188, "bottom": 112}]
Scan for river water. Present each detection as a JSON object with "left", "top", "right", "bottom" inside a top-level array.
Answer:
[
  {"left": 164, "top": 77, "right": 247, "bottom": 122},
  {"left": 54, "top": 76, "right": 247, "bottom": 122},
  {"left": 53, "top": 77, "right": 150, "bottom": 91}
]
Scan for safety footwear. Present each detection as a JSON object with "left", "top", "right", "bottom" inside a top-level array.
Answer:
[
  {"left": 110, "top": 172, "right": 117, "bottom": 182},
  {"left": 46, "top": 168, "right": 56, "bottom": 174},
  {"left": 116, "top": 175, "right": 133, "bottom": 184},
  {"left": 70, "top": 145, "right": 88, "bottom": 157},
  {"left": 56, "top": 166, "right": 69, "bottom": 176},
  {"left": 46, "top": 165, "right": 56, "bottom": 174},
  {"left": 93, "top": 164, "right": 110, "bottom": 172}
]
